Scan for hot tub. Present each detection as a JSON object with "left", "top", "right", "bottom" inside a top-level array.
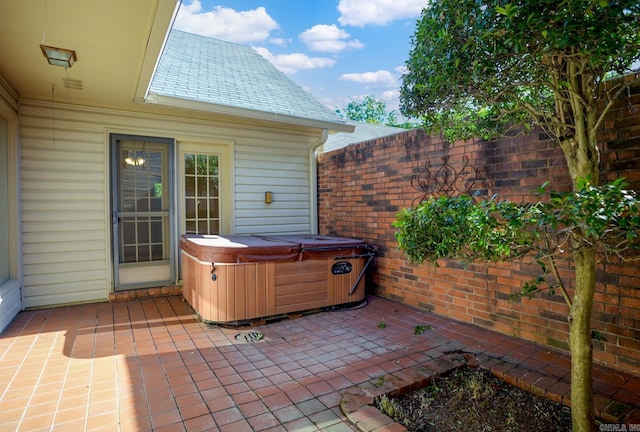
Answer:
[{"left": 180, "top": 234, "right": 374, "bottom": 324}]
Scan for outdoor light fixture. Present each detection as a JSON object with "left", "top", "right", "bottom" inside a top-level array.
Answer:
[
  {"left": 124, "top": 151, "right": 145, "bottom": 166},
  {"left": 40, "top": 44, "right": 77, "bottom": 68},
  {"left": 265, "top": 191, "right": 273, "bottom": 204}
]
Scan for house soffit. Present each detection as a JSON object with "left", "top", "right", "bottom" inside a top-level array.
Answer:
[{"left": 0, "top": 0, "right": 179, "bottom": 110}]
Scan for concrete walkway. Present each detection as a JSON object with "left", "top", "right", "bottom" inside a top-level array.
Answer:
[{"left": 0, "top": 295, "right": 638, "bottom": 431}]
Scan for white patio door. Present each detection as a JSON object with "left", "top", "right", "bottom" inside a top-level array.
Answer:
[{"left": 111, "top": 134, "right": 175, "bottom": 290}]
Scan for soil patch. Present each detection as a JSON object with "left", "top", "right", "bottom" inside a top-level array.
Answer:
[{"left": 376, "top": 366, "right": 572, "bottom": 431}]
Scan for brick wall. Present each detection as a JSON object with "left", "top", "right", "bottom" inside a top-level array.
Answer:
[{"left": 317, "top": 75, "right": 640, "bottom": 375}]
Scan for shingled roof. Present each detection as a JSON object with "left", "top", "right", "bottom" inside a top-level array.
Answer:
[
  {"left": 148, "top": 30, "right": 351, "bottom": 131},
  {"left": 320, "top": 119, "right": 407, "bottom": 153}
]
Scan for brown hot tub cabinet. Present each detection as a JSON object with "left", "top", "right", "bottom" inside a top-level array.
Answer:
[{"left": 180, "top": 234, "right": 375, "bottom": 324}]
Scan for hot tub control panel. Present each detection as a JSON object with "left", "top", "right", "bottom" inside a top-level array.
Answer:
[{"left": 331, "top": 261, "right": 353, "bottom": 275}]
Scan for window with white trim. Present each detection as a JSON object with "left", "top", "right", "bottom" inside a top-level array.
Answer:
[{"left": 184, "top": 153, "right": 220, "bottom": 235}]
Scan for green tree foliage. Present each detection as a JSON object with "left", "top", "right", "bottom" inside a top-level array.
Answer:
[
  {"left": 337, "top": 95, "right": 396, "bottom": 125},
  {"left": 401, "top": 0, "right": 640, "bottom": 157},
  {"left": 398, "top": 1, "right": 640, "bottom": 430},
  {"left": 395, "top": 179, "right": 640, "bottom": 282},
  {"left": 336, "top": 95, "right": 418, "bottom": 129}
]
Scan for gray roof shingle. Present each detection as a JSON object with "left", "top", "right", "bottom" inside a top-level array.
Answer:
[
  {"left": 321, "top": 119, "right": 407, "bottom": 153},
  {"left": 149, "top": 30, "right": 349, "bottom": 128}
]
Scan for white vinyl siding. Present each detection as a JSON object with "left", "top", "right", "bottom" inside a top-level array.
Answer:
[
  {"left": 20, "top": 103, "right": 108, "bottom": 308},
  {"left": 19, "top": 100, "right": 321, "bottom": 308},
  {"left": 235, "top": 143, "right": 311, "bottom": 235}
]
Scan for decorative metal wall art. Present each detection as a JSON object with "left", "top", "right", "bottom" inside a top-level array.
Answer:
[{"left": 411, "top": 155, "right": 490, "bottom": 206}]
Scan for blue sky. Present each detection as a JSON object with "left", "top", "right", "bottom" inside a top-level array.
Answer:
[{"left": 172, "top": 0, "right": 426, "bottom": 115}]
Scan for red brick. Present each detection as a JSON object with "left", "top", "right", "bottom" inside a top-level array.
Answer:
[{"left": 318, "top": 99, "right": 640, "bottom": 376}]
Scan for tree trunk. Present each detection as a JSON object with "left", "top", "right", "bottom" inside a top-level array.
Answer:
[{"left": 568, "top": 246, "right": 597, "bottom": 432}]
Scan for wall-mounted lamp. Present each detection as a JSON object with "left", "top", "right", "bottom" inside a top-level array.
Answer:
[
  {"left": 124, "top": 151, "right": 145, "bottom": 166},
  {"left": 265, "top": 191, "right": 273, "bottom": 204},
  {"left": 40, "top": 44, "right": 77, "bottom": 68}
]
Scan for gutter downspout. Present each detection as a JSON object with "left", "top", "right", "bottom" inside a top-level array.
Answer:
[{"left": 309, "top": 129, "right": 329, "bottom": 235}]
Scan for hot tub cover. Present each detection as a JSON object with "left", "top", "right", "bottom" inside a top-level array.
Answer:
[
  {"left": 259, "top": 234, "right": 367, "bottom": 260},
  {"left": 179, "top": 234, "right": 300, "bottom": 263},
  {"left": 180, "top": 234, "right": 370, "bottom": 263}
]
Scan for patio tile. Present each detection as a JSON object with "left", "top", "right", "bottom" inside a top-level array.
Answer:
[
  {"left": 85, "top": 411, "right": 119, "bottom": 431},
  {"left": 183, "top": 413, "right": 218, "bottom": 432},
  {"left": 0, "top": 295, "right": 637, "bottom": 432},
  {"left": 229, "top": 391, "right": 259, "bottom": 406},
  {"left": 58, "top": 394, "right": 89, "bottom": 411},
  {"left": 272, "top": 405, "right": 305, "bottom": 424},
  {"left": 305, "top": 380, "right": 334, "bottom": 396},
  {"left": 171, "top": 381, "right": 199, "bottom": 396},
  {"left": 148, "top": 396, "right": 179, "bottom": 414},
  {"left": 195, "top": 377, "right": 222, "bottom": 391},
  {"left": 246, "top": 376, "right": 274, "bottom": 391},
  {"left": 279, "top": 381, "right": 315, "bottom": 403},
  {"left": 296, "top": 398, "right": 328, "bottom": 416},
  {"left": 87, "top": 399, "right": 118, "bottom": 416},
  {"left": 151, "top": 408, "right": 183, "bottom": 429},
  {"left": 261, "top": 392, "right": 292, "bottom": 411},
  {"left": 247, "top": 412, "right": 280, "bottom": 431},
  {"left": 282, "top": 416, "right": 319, "bottom": 431},
  {"left": 212, "top": 406, "right": 245, "bottom": 426},
  {"left": 51, "top": 418, "right": 87, "bottom": 432},
  {"left": 220, "top": 419, "right": 254, "bottom": 431},
  {"left": 154, "top": 423, "right": 187, "bottom": 432},
  {"left": 238, "top": 399, "right": 269, "bottom": 418},
  {"left": 53, "top": 406, "right": 87, "bottom": 425},
  {"left": 218, "top": 373, "right": 244, "bottom": 386},
  {"left": 205, "top": 395, "right": 235, "bottom": 413},
  {"left": 16, "top": 413, "right": 54, "bottom": 432},
  {"left": 179, "top": 402, "right": 209, "bottom": 420}
]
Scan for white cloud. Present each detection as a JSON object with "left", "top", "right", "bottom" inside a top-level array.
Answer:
[
  {"left": 269, "top": 38, "right": 291, "bottom": 47},
  {"left": 337, "top": 0, "right": 425, "bottom": 27},
  {"left": 395, "top": 65, "right": 408, "bottom": 75},
  {"left": 339, "top": 70, "right": 398, "bottom": 87},
  {"left": 174, "top": 1, "right": 279, "bottom": 43},
  {"left": 381, "top": 90, "right": 400, "bottom": 101},
  {"left": 300, "top": 24, "right": 364, "bottom": 53},
  {"left": 381, "top": 90, "right": 401, "bottom": 111},
  {"left": 253, "top": 47, "right": 336, "bottom": 75}
]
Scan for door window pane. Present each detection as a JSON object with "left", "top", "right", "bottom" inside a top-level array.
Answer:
[
  {"left": 198, "top": 220, "right": 208, "bottom": 233},
  {"left": 186, "top": 220, "right": 196, "bottom": 233},
  {"left": 208, "top": 155, "right": 218, "bottom": 175},
  {"left": 185, "top": 176, "right": 195, "bottom": 197},
  {"left": 117, "top": 143, "right": 168, "bottom": 265},
  {"left": 184, "top": 152, "right": 221, "bottom": 235},
  {"left": 137, "top": 221, "right": 149, "bottom": 243},
  {"left": 119, "top": 216, "right": 166, "bottom": 263},
  {"left": 196, "top": 177, "right": 207, "bottom": 197},
  {"left": 185, "top": 198, "right": 196, "bottom": 218},
  {"left": 151, "top": 219, "right": 164, "bottom": 243},
  {"left": 208, "top": 177, "right": 219, "bottom": 196},
  {"left": 185, "top": 153, "right": 195, "bottom": 175}
]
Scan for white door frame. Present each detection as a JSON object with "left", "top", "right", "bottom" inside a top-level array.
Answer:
[
  {"left": 0, "top": 96, "right": 22, "bottom": 331},
  {"left": 110, "top": 133, "right": 176, "bottom": 290}
]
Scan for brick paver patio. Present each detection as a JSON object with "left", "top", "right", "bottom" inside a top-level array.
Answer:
[{"left": 0, "top": 295, "right": 638, "bottom": 431}]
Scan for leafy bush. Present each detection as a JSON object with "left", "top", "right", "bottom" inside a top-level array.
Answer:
[{"left": 394, "top": 178, "right": 640, "bottom": 298}]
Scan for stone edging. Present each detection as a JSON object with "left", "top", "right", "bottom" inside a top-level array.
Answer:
[{"left": 340, "top": 352, "right": 639, "bottom": 432}]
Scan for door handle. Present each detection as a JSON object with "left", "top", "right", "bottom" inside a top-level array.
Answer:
[{"left": 112, "top": 211, "right": 119, "bottom": 226}]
